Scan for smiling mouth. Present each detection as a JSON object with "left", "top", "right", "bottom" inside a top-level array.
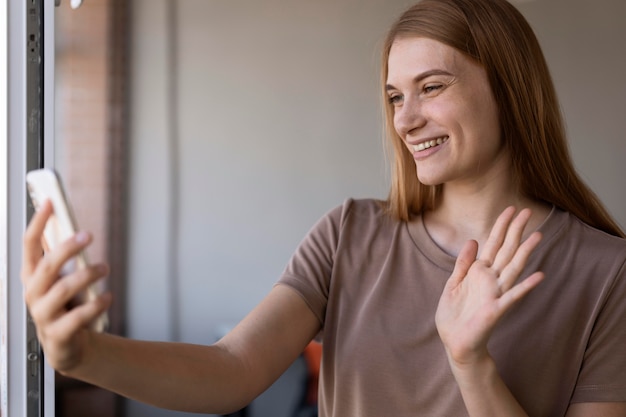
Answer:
[{"left": 412, "top": 136, "right": 449, "bottom": 152}]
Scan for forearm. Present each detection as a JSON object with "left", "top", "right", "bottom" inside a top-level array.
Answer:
[
  {"left": 64, "top": 332, "right": 257, "bottom": 414},
  {"left": 434, "top": 209, "right": 545, "bottom": 416},
  {"left": 450, "top": 355, "right": 529, "bottom": 417}
]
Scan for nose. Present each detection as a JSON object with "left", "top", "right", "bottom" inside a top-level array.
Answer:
[{"left": 393, "top": 97, "right": 425, "bottom": 138}]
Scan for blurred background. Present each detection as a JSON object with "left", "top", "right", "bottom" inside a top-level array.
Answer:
[{"left": 53, "top": 0, "right": 626, "bottom": 416}]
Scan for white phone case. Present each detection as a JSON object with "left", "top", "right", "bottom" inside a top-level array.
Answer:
[{"left": 26, "top": 168, "right": 109, "bottom": 332}]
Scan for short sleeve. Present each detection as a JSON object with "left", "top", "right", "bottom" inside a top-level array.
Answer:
[
  {"left": 275, "top": 201, "right": 348, "bottom": 326},
  {"left": 571, "top": 259, "right": 626, "bottom": 403}
]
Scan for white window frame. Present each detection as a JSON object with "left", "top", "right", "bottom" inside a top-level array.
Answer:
[{"left": 1, "top": 0, "right": 56, "bottom": 416}]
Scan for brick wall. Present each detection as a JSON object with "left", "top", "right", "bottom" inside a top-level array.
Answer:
[
  {"left": 55, "top": 0, "right": 129, "bottom": 415},
  {"left": 56, "top": 0, "right": 109, "bottom": 264}
]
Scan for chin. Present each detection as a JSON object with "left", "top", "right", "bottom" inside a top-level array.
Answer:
[{"left": 416, "top": 173, "right": 443, "bottom": 187}]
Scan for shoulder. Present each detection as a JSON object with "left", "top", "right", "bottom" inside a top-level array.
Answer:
[
  {"left": 542, "top": 209, "right": 626, "bottom": 283},
  {"left": 323, "top": 198, "right": 395, "bottom": 233},
  {"left": 304, "top": 198, "right": 398, "bottom": 250},
  {"left": 316, "top": 198, "right": 388, "bottom": 226},
  {"left": 328, "top": 197, "right": 387, "bottom": 217},
  {"left": 298, "top": 198, "right": 392, "bottom": 244},
  {"left": 567, "top": 211, "right": 626, "bottom": 259},
  {"left": 545, "top": 208, "right": 626, "bottom": 257}
]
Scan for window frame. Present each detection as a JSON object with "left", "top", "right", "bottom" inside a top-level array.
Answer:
[{"left": 1, "top": 0, "right": 56, "bottom": 415}]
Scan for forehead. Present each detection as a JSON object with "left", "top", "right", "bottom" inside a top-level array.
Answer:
[{"left": 387, "top": 37, "right": 465, "bottom": 82}]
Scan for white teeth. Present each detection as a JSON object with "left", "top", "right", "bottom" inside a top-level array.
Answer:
[{"left": 412, "top": 136, "right": 448, "bottom": 152}]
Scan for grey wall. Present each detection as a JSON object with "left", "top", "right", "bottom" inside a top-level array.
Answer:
[{"left": 126, "top": 1, "right": 625, "bottom": 416}]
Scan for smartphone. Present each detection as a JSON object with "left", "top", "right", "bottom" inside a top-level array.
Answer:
[{"left": 26, "top": 168, "right": 109, "bottom": 332}]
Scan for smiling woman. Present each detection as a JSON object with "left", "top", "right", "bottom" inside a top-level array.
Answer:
[
  {"left": 15, "top": 0, "right": 626, "bottom": 417},
  {"left": 386, "top": 37, "right": 505, "bottom": 189},
  {"left": 380, "top": 0, "right": 625, "bottom": 237}
]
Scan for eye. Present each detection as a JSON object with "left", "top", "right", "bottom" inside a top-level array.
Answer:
[
  {"left": 388, "top": 94, "right": 403, "bottom": 106},
  {"left": 423, "top": 84, "right": 443, "bottom": 94}
]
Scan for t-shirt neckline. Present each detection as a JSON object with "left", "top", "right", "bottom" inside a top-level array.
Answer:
[{"left": 406, "top": 205, "right": 563, "bottom": 273}]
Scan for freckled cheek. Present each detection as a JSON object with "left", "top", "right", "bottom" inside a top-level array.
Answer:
[
  {"left": 463, "top": 91, "right": 498, "bottom": 122},
  {"left": 434, "top": 102, "right": 475, "bottom": 138},
  {"left": 429, "top": 99, "right": 460, "bottom": 119}
]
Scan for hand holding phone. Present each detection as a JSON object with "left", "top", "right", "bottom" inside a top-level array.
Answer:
[{"left": 26, "top": 168, "right": 109, "bottom": 332}]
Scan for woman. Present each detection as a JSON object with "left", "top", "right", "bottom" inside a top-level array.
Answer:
[{"left": 22, "top": 0, "right": 626, "bottom": 416}]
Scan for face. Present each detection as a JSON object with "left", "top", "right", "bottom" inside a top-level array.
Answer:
[{"left": 386, "top": 37, "right": 508, "bottom": 188}]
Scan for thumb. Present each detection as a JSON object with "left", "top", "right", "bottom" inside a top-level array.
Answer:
[{"left": 448, "top": 240, "right": 479, "bottom": 287}]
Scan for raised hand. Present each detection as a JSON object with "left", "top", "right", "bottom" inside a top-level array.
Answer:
[
  {"left": 21, "top": 199, "right": 111, "bottom": 373},
  {"left": 435, "top": 206, "right": 544, "bottom": 367}
]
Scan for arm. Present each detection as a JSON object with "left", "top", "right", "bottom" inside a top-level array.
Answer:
[
  {"left": 435, "top": 207, "right": 544, "bottom": 416},
  {"left": 71, "top": 286, "right": 319, "bottom": 414},
  {"left": 436, "top": 208, "right": 626, "bottom": 416},
  {"left": 448, "top": 361, "right": 626, "bottom": 417},
  {"left": 22, "top": 200, "right": 320, "bottom": 414}
]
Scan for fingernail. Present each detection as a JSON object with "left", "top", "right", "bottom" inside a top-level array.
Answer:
[{"left": 75, "top": 232, "right": 89, "bottom": 243}]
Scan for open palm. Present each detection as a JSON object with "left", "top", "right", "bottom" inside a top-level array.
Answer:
[{"left": 435, "top": 207, "right": 544, "bottom": 366}]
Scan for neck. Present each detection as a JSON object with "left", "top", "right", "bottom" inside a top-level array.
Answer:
[{"left": 423, "top": 176, "right": 550, "bottom": 257}]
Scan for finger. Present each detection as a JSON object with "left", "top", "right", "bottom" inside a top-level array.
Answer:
[
  {"left": 21, "top": 199, "right": 53, "bottom": 279},
  {"left": 28, "top": 263, "right": 108, "bottom": 327},
  {"left": 478, "top": 206, "right": 516, "bottom": 265},
  {"left": 491, "top": 208, "right": 533, "bottom": 272},
  {"left": 24, "top": 232, "right": 93, "bottom": 305},
  {"left": 448, "top": 240, "right": 479, "bottom": 288},
  {"left": 497, "top": 271, "right": 544, "bottom": 312},
  {"left": 48, "top": 264, "right": 109, "bottom": 310},
  {"left": 498, "top": 231, "right": 543, "bottom": 293},
  {"left": 40, "top": 291, "right": 112, "bottom": 363},
  {"left": 48, "top": 291, "right": 112, "bottom": 338}
]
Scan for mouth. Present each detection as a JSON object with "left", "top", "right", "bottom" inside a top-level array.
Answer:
[{"left": 411, "top": 136, "right": 449, "bottom": 152}]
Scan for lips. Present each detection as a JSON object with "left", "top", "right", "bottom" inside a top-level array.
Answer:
[{"left": 411, "top": 136, "right": 449, "bottom": 152}]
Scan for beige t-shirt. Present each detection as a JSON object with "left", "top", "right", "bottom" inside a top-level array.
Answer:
[{"left": 278, "top": 198, "right": 626, "bottom": 417}]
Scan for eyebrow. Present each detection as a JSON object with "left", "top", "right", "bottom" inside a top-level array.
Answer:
[{"left": 385, "top": 69, "right": 454, "bottom": 92}]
